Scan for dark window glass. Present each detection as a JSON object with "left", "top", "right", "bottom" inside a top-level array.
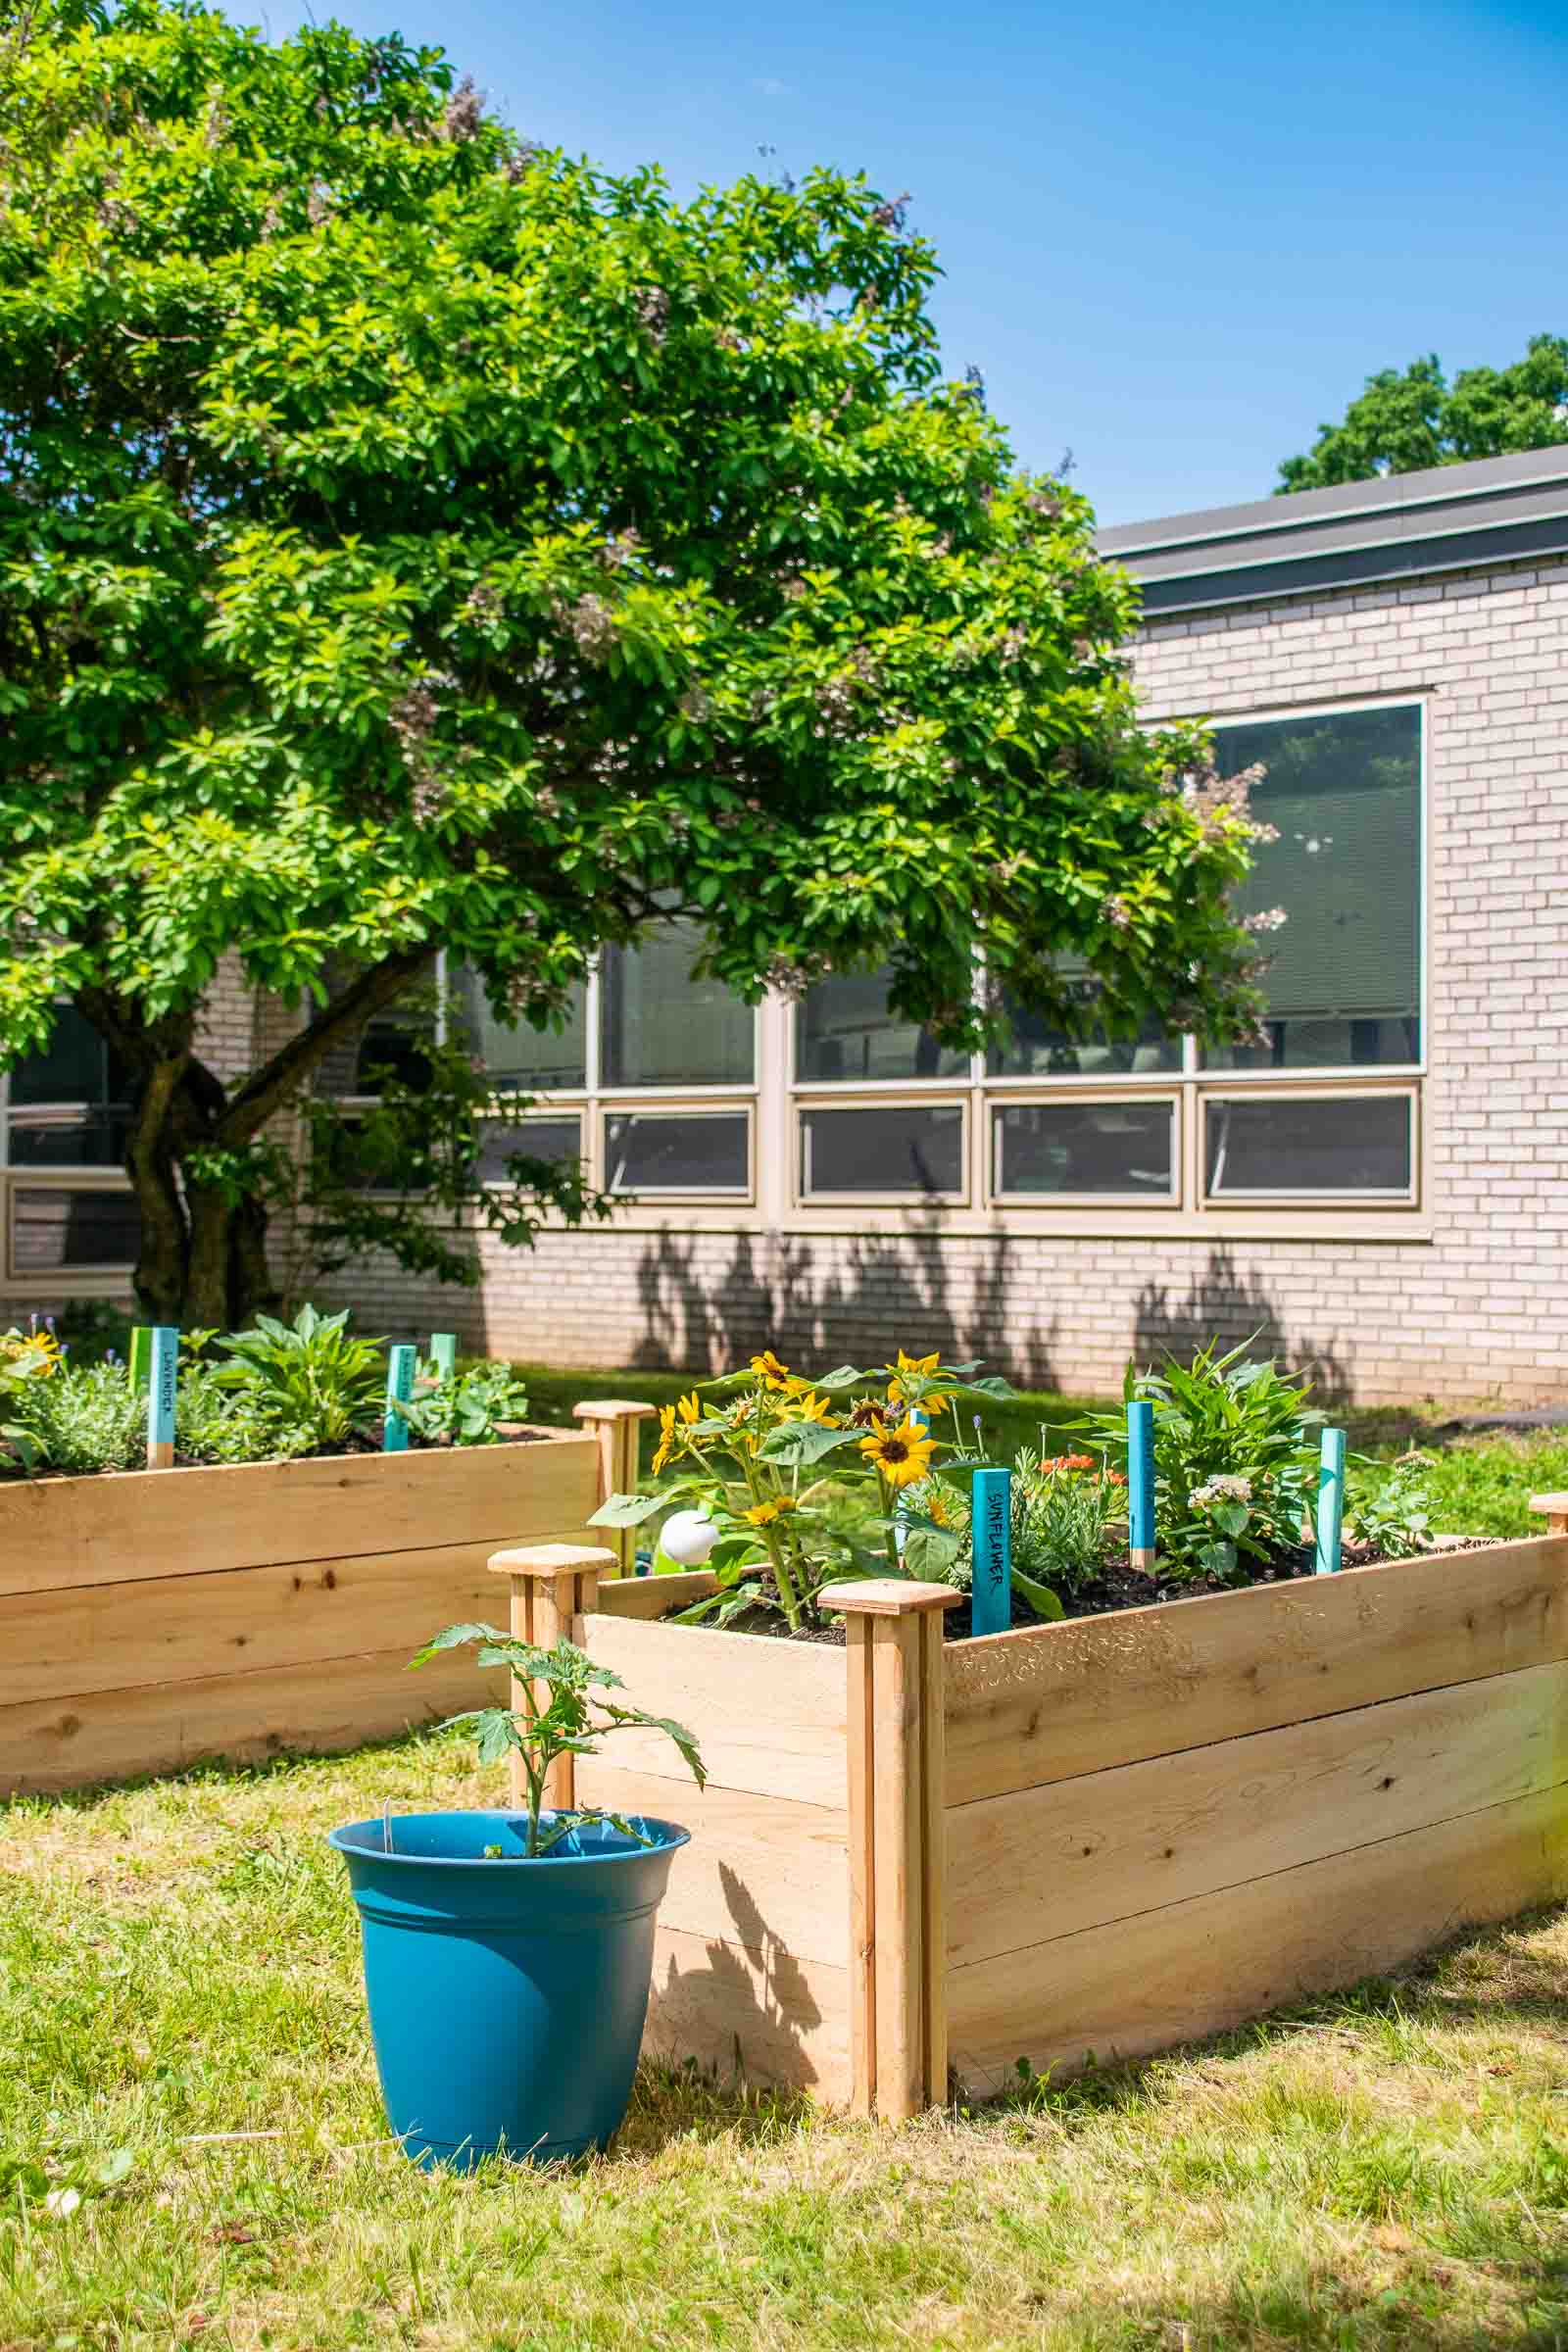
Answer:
[
  {"left": 8, "top": 1007, "right": 132, "bottom": 1166},
  {"left": 1204, "top": 1095, "right": 1413, "bottom": 1196},
  {"left": 994, "top": 1102, "right": 1174, "bottom": 1196},
  {"left": 604, "top": 1112, "right": 749, "bottom": 1194},
  {"left": 601, "top": 921, "right": 754, "bottom": 1087},
  {"left": 11, "top": 1188, "right": 140, "bottom": 1273},
  {"left": 988, "top": 983, "right": 1180, "bottom": 1078},
  {"left": 797, "top": 968, "right": 967, "bottom": 1083},
  {"left": 800, "top": 1104, "right": 965, "bottom": 1196},
  {"left": 1205, "top": 706, "right": 1421, "bottom": 1070},
  {"left": 451, "top": 967, "right": 588, "bottom": 1091},
  {"left": 8, "top": 1110, "right": 130, "bottom": 1166},
  {"left": 477, "top": 1116, "right": 583, "bottom": 1184}
]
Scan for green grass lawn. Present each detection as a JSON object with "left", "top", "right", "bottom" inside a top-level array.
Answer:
[
  {"left": 512, "top": 1358, "right": 1568, "bottom": 1540},
  {"left": 5, "top": 1739, "right": 1568, "bottom": 2349}
]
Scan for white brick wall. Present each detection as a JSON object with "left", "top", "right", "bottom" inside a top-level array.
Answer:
[{"left": 318, "top": 553, "right": 1568, "bottom": 1407}]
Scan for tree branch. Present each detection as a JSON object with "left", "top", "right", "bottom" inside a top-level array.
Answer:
[{"left": 217, "top": 948, "right": 436, "bottom": 1147}]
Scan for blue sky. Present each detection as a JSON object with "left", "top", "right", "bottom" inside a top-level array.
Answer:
[{"left": 243, "top": 0, "right": 1565, "bottom": 525}]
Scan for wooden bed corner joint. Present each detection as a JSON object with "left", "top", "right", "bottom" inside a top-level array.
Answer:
[{"left": 820, "top": 1578, "right": 962, "bottom": 2125}]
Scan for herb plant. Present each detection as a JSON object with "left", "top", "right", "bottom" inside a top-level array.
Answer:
[
  {"left": 212, "top": 1306, "right": 387, "bottom": 1453},
  {"left": 1075, "top": 1337, "right": 1323, "bottom": 1583},
  {"left": 399, "top": 1360, "right": 532, "bottom": 1447},
  {"left": 5, "top": 1359, "right": 145, "bottom": 1476},
  {"left": 1347, "top": 1451, "right": 1438, "bottom": 1556},
  {"left": 411, "top": 1624, "right": 705, "bottom": 1856},
  {"left": 919, "top": 1444, "right": 1127, "bottom": 1618}
]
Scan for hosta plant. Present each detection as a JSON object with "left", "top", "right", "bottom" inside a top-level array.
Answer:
[
  {"left": 1075, "top": 1336, "right": 1322, "bottom": 1582},
  {"left": 590, "top": 1348, "right": 1012, "bottom": 1632},
  {"left": 411, "top": 1625, "right": 705, "bottom": 1856}
]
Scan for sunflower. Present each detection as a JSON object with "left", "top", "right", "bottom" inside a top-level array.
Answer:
[
  {"left": 786, "top": 1390, "right": 839, "bottom": 1427},
  {"left": 894, "top": 1348, "right": 941, "bottom": 1378},
  {"left": 677, "top": 1391, "right": 703, "bottom": 1425},
  {"left": 858, "top": 1415, "right": 938, "bottom": 1490},
  {"left": 849, "top": 1396, "right": 889, "bottom": 1431},
  {"left": 745, "top": 1494, "right": 799, "bottom": 1526},
  {"left": 652, "top": 1401, "right": 678, "bottom": 1475},
  {"left": 749, "top": 1349, "right": 791, "bottom": 1389}
]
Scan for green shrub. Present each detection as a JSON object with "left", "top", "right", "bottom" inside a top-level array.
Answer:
[
  {"left": 8, "top": 1360, "right": 145, "bottom": 1475},
  {"left": 398, "top": 1359, "right": 531, "bottom": 1447},
  {"left": 1347, "top": 1451, "right": 1437, "bottom": 1556},
  {"left": 211, "top": 1305, "right": 386, "bottom": 1452},
  {"left": 1075, "top": 1337, "right": 1323, "bottom": 1583}
]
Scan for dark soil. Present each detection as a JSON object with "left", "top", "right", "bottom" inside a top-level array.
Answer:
[{"left": 715, "top": 1535, "right": 1469, "bottom": 1644}]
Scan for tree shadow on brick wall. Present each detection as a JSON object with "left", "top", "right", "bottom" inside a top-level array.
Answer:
[
  {"left": 630, "top": 1213, "right": 1059, "bottom": 1389},
  {"left": 629, "top": 1230, "right": 774, "bottom": 1370},
  {"left": 1133, "top": 1248, "right": 1352, "bottom": 1408}
]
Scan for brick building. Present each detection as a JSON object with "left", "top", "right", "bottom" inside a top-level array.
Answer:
[{"left": 4, "top": 445, "right": 1565, "bottom": 1403}]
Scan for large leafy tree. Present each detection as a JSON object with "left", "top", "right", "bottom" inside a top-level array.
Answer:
[
  {"left": 1, "top": 0, "right": 1267, "bottom": 1327},
  {"left": 1278, "top": 335, "right": 1568, "bottom": 492}
]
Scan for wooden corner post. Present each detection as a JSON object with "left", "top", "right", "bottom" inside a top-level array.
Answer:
[
  {"left": 820, "top": 1578, "right": 961, "bottom": 2123},
  {"left": 486, "top": 1543, "right": 618, "bottom": 1810},
  {"left": 1531, "top": 1494, "right": 1568, "bottom": 1538},
  {"left": 572, "top": 1398, "right": 658, "bottom": 1571}
]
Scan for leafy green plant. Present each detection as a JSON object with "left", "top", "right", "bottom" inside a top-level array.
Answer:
[
  {"left": 915, "top": 1440, "right": 1126, "bottom": 1619},
  {"left": 1075, "top": 1337, "right": 1323, "bottom": 1583},
  {"left": 0, "top": 1322, "right": 67, "bottom": 1469},
  {"left": 175, "top": 1362, "right": 312, "bottom": 1467},
  {"left": 1347, "top": 1451, "right": 1438, "bottom": 1557},
  {"left": 411, "top": 1625, "right": 705, "bottom": 1856},
  {"left": 591, "top": 1348, "right": 1011, "bottom": 1632},
  {"left": 5, "top": 1361, "right": 145, "bottom": 1476},
  {"left": 398, "top": 1359, "right": 532, "bottom": 1447},
  {"left": 212, "top": 1306, "right": 387, "bottom": 1452}
]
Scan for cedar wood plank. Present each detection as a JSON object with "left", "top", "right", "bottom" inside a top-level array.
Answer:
[{"left": 944, "top": 1535, "right": 1568, "bottom": 1803}]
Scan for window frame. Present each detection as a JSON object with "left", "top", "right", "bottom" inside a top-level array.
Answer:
[
  {"left": 1199, "top": 1080, "right": 1420, "bottom": 1207},
  {"left": 600, "top": 1100, "right": 757, "bottom": 1204},
  {"left": 794, "top": 1092, "right": 972, "bottom": 1209},
  {"left": 990, "top": 1089, "right": 1182, "bottom": 1207}
]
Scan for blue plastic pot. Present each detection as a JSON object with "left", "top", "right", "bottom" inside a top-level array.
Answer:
[{"left": 328, "top": 1809, "right": 689, "bottom": 2170}]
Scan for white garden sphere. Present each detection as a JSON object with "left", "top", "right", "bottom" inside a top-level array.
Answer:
[{"left": 660, "top": 1508, "right": 720, "bottom": 1567}]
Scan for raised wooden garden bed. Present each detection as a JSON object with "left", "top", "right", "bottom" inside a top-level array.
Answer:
[
  {"left": 497, "top": 1479, "right": 1568, "bottom": 2118},
  {"left": 0, "top": 1414, "right": 620, "bottom": 1794}
]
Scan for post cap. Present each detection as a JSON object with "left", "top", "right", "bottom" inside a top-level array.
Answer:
[
  {"left": 572, "top": 1398, "right": 659, "bottom": 1423},
  {"left": 817, "top": 1579, "right": 963, "bottom": 1616},
  {"left": 487, "top": 1543, "right": 619, "bottom": 1579},
  {"left": 1529, "top": 1493, "right": 1568, "bottom": 1518}
]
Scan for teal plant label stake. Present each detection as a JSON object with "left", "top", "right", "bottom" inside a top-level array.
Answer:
[
  {"left": 384, "top": 1345, "right": 416, "bottom": 1452},
  {"left": 1315, "top": 1426, "right": 1347, "bottom": 1575},
  {"left": 970, "top": 1466, "right": 1011, "bottom": 1637},
  {"left": 1128, "top": 1398, "right": 1155, "bottom": 1573},
  {"left": 429, "top": 1333, "right": 458, "bottom": 1382},
  {"left": 127, "top": 1326, "right": 153, "bottom": 1393},
  {"left": 147, "top": 1326, "right": 178, "bottom": 1469}
]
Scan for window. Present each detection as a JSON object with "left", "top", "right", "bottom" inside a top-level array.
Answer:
[
  {"left": 7, "top": 1006, "right": 132, "bottom": 1165},
  {"left": 477, "top": 1115, "right": 584, "bottom": 1185},
  {"left": 605, "top": 1111, "right": 750, "bottom": 1196},
  {"left": 994, "top": 1101, "right": 1176, "bottom": 1198},
  {"left": 800, "top": 1103, "right": 966, "bottom": 1199},
  {"left": 1204, "top": 1093, "right": 1414, "bottom": 1199},
  {"left": 987, "top": 981, "right": 1179, "bottom": 1080},
  {"left": 10, "top": 1187, "right": 140, "bottom": 1277},
  {"left": 797, "top": 968, "right": 967, "bottom": 1083},
  {"left": 1, "top": 1007, "right": 139, "bottom": 1286},
  {"left": 601, "top": 920, "right": 754, "bottom": 1087},
  {"left": 451, "top": 968, "right": 588, "bottom": 1092},
  {"left": 1205, "top": 705, "right": 1421, "bottom": 1071}
]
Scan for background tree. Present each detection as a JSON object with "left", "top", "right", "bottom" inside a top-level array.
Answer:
[
  {"left": 1, "top": 0, "right": 1267, "bottom": 1328},
  {"left": 1278, "top": 335, "right": 1568, "bottom": 492}
]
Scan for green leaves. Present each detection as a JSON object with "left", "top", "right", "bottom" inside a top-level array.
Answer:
[{"left": 414, "top": 1625, "right": 705, "bottom": 1852}]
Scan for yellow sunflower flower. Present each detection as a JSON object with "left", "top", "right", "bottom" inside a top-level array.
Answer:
[
  {"left": 749, "top": 1349, "right": 791, "bottom": 1389},
  {"left": 787, "top": 1390, "right": 839, "bottom": 1427},
  {"left": 677, "top": 1391, "right": 703, "bottom": 1424},
  {"left": 858, "top": 1415, "right": 938, "bottom": 1490},
  {"left": 895, "top": 1348, "right": 941, "bottom": 1377},
  {"left": 745, "top": 1494, "right": 799, "bottom": 1526},
  {"left": 652, "top": 1401, "right": 677, "bottom": 1475}
]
